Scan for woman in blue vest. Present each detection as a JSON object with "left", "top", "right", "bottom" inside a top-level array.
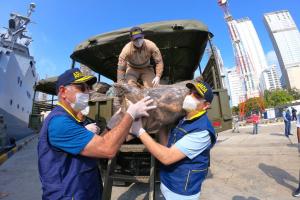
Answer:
[
  {"left": 37, "top": 68, "right": 156, "bottom": 200},
  {"left": 130, "top": 80, "right": 217, "bottom": 200}
]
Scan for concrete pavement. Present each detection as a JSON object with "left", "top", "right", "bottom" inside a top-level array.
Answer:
[
  {"left": 0, "top": 137, "right": 41, "bottom": 199},
  {"left": 200, "top": 122, "right": 299, "bottom": 200},
  {"left": 0, "top": 122, "right": 299, "bottom": 200}
]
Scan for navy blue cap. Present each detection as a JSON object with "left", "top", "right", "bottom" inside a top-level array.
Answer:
[
  {"left": 186, "top": 80, "right": 214, "bottom": 103},
  {"left": 56, "top": 68, "right": 97, "bottom": 93},
  {"left": 130, "top": 27, "right": 144, "bottom": 40}
]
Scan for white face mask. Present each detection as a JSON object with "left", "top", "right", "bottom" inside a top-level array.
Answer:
[
  {"left": 133, "top": 38, "right": 144, "bottom": 48},
  {"left": 182, "top": 95, "right": 200, "bottom": 112},
  {"left": 81, "top": 106, "right": 90, "bottom": 116},
  {"left": 68, "top": 92, "right": 89, "bottom": 112}
]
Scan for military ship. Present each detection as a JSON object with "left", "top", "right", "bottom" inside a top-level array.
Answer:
[{"left": 0, "top": 3, "right": 38, "bottom": 142}]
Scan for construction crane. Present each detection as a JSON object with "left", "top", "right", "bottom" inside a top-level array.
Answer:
[
  {"left": 217, "top": 0, "right": 258, "bottom": 99},
  {"left": 218, "top": 0, "right": 264, "bottom": 117}
]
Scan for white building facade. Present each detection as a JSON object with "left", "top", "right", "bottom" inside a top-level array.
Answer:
[
  {"left": 227, "top": 67, "right": 246, "bottom": 107},
  {"left": 264, "top": 10, "right": 300, "bottom": 89},
  {"left": 208, "top": 45, "right": 229, "bottom": 90},
  {"left": 260, "top": 65, "right": 282, "bottom": 91},
  {"left": 235, "top": 18, "right": 268, "bottom": 96}
]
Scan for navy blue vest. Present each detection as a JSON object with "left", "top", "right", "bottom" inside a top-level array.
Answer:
[
  {"left": 38, "top": 106, "right": 102, "bottom": 200},
  {"left": 160, "top": 113, "right": 216, "bottom": 196}
]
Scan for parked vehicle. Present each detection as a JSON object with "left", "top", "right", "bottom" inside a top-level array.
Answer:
[{"left": 30, "top": 20, "right": 232, "bottom": 194}]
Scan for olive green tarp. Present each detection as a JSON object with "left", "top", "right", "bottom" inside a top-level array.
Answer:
[
  {"left": 34, "top": 76, "right": 58, "bottom": 95},
  {"left": 35, "top": 20, "right": 213, "bottom": 95},
  {"left": 71, "top": 20, "right": 213, "bottom": 83}
]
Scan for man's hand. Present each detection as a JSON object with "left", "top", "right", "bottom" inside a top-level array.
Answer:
[
  {"left": 107, "top": 108, "right": 122, "bottom": 129},
  {"left": 298, "top": 143, "right": 300, "bottom": 154},
  {"left": 126, "top": 96, "right": 156, "bottom": 119},
  {"left": 85, "top": 123, "right": 100, "bottom": 134},
  {"left": 152, "top": 76, "right": 160, "bottom": 87},
  {"left": 117, "top": 66, "right": 126, "bottom": 83},
  {"left": 130, "top": 118, "right": 146, "bottom": 137}
]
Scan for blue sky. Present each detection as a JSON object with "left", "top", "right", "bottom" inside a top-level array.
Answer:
[{"left": 1, "top": 0, "right": 299, "bottom": 84}]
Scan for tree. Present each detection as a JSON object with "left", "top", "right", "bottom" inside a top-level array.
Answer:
[
  {"left": 231, "top": 106, "right": 239, "bottom": 115},
  {"left": 287, "top": 88, "right": 300, "bottom": 100},
  {"left": 242, "top": 97, "right": 265, "bottom": 116},
  {"left": 264, "top": 89, "right": 294, "bottom": 108}
]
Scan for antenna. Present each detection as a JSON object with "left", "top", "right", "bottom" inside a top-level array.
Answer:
[{"left": 27, "top": 3, "right": 36, "bottom": 18}]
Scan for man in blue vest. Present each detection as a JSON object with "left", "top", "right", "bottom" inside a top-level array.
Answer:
[
  {"left": 37, "top": 68, "right": 156, "bottom": 200},
  {"left": 130, "top": 80, "right": 217, "bottom": 200},
  {"left": 283, "top": 108, "right": 292, "bottom": 137}
]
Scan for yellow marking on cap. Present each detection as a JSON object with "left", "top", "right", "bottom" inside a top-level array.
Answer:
[
  {"left": 73, "top": 75, "right": 94, "bottom": 83},
  {"left": 73, "top": 71, "right": 83, "bottom": 79},
  {"left": 197, "top": 83, "right": 208, "bottom": 93},
  {"left": 132, "top": 31, "right": 142, "bottom": 35}
]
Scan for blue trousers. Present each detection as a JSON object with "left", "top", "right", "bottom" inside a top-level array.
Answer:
[
  {"left": 284, "top": 121, "right": 291, "bottom": 136},
  {"left": 287, "top": 121, "right": 291, "bottom": 135}
]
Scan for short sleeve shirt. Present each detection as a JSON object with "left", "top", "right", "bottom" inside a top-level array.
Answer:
[
  {"left": 48, "top": 115, "right": 94, "bottom": 155},
  {"left": 174, "top": 130, "right": 211, "bottom": 159}
]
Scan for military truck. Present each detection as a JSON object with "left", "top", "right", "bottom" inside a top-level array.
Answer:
[{"left": 31, "top": 20, "right": 232, "bottom": 200}]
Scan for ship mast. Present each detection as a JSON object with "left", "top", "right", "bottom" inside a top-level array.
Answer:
[{"left": 0, "top": 3, "right": 36, "bottom": 49}]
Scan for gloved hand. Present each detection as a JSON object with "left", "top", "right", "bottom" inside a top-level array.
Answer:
[
  {"left": 126, "top": 96, "right": 157, "bottom": 120},
  {"left": 106, "top": 108, "right": 122, "bottom": 129},
  {"left": 130, "top": 118, "right": 146, "bottom": 137},
  {"left": 85, "top": 123, "right": 100, "bottom": 134},
  {"left": 118, "top": 78, "right": 126, "bottom": 84},
  {"left": 152, "top": 76, "right": 160, "bottom": 87}
]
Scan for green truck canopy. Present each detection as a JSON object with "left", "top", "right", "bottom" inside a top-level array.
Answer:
[
  {"left": 35, "top": 20, "right": 214, "bottom": 95},
  {"left": 71, "top": 20, "right": 213, "bottom": 83},
  {"left": 34, "top": 76, "right": 58, "bottom": 95}
]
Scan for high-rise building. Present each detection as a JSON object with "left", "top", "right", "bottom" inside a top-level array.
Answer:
[
  {"left": 235, "top": 18, "right": 268, "bottom": 93},
  {"left": 264, "top": 10, "right": 300, "bottom": 90},
  {"left": 218, "top": 1, "right": 267, "bottom": 99},
  {"left": 207, "top": 45, "right": 229, "bottom": 89},
  {"left": 260, "top": 65, "right": 282, "bottom": 91},
  {"left": 227, "top": 67, "right": 246, "bottom": 107}
]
